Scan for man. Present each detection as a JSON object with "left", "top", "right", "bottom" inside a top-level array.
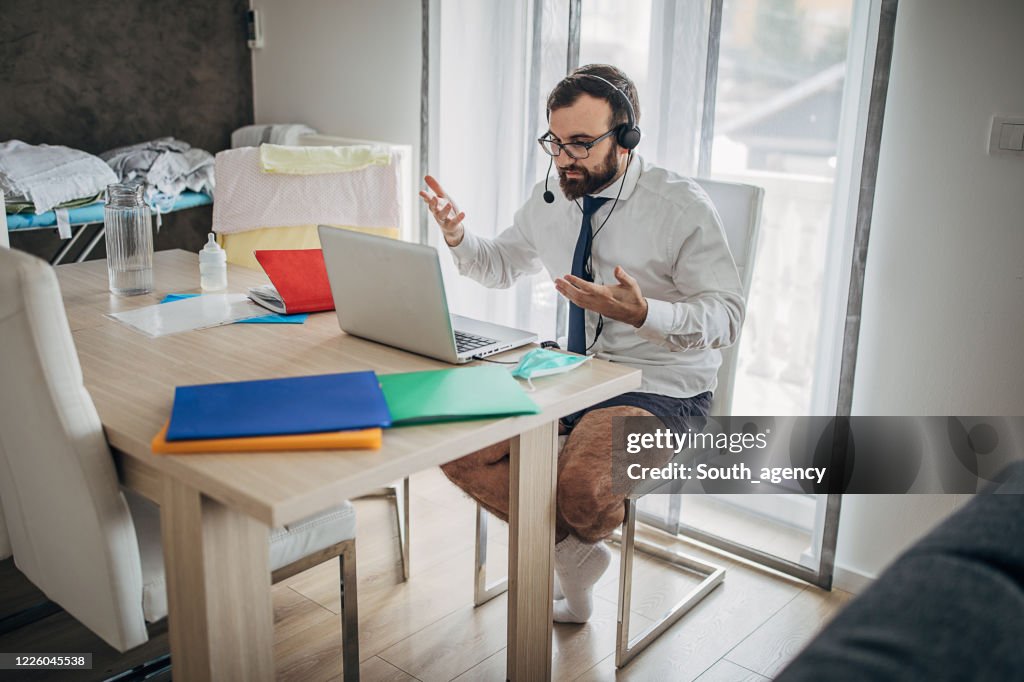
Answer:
[{"left": 420, "top": 64, "right": 744, "bottom": 623}]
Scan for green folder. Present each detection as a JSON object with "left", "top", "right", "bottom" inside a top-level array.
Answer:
[{"left": 379, "top": 366, "right": 541, "bottom": 426}]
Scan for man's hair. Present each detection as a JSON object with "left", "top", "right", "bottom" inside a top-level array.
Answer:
[{"left": 546, "top": 64, "right": 641, "bottom": 130}]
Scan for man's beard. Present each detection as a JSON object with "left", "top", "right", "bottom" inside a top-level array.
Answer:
[{"left": 557, "top": 145, "right": 620, "bottom": 201}]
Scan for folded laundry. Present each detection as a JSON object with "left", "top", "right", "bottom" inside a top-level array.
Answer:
[
  {"left": 212, "top": 146, "right": 400, "bottom": 235},
  {"left": 0, "top": 140, "right": 118, "bottom": 215},
  {"left": 100, "top": 137, "right": 215, "bottom": 209},
  {"left": 259, "top": 144, "right": 391, "bottom": 174},
  {"left": 231, "top": 123, "right": 317, "bottom": 149}
]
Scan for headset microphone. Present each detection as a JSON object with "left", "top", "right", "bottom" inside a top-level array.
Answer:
[{"left": 542, "top": 156, "right": 555, "bottom": 203}]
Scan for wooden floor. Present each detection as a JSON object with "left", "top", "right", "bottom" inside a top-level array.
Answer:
[{"left": 0, "top": 468, "right": 853, "bottom": 681}]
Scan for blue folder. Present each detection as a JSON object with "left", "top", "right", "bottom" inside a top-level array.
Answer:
[{"left": 165, "top": 370, "right": 392, "bottom": 441}]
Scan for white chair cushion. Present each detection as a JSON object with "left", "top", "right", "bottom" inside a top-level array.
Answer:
[{"left": 125, "top": 491, "right": 356, "bottom": 623}]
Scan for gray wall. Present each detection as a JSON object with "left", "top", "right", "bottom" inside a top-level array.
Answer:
[
  {"left": 1, "top": 0, "right": 254, "bottom": 259},
  {"left": 836, "top": 0, "right": 1024, "bottom": 586}
]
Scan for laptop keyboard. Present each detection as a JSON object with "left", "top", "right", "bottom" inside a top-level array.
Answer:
[{"left": 455, "top": 330, "right": 498, "bottom": 354}]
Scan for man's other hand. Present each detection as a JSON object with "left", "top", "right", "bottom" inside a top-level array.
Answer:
[
  {"left": 555, "top": 266, "right": 649, "bottom": 328},
  {"left": 419, "top": 175, "right": 466, "bottom": 247}
]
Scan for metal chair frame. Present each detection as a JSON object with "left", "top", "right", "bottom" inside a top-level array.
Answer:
[
  {"left": 358, "top": 478, "right": 411, "bottom": 581},
  {"left": 472, "top": 498, "right": 726, "bottom": 667}
]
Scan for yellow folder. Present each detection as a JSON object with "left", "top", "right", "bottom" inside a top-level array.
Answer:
[{"left": 151, "top": 421, "right": 382, "bottom": 454}]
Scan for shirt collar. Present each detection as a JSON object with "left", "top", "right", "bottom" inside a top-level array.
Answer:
[{"left": 590, "top": 153, "right": 642, "bottom": 202}]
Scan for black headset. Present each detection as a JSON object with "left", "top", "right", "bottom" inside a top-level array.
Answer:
[
  {"left": 544, "top": 72, "right": 638, "bottom": 149},
  {"left": 543, "top": 72, "right": 642, "bottom": 203},
  {"left": 583, "top": 73, "right": 642, "bottom": 151}
]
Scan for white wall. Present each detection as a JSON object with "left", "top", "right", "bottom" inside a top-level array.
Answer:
[
  {"left": 836, "top": 0, "right": 1024, "bottom": 586},
  {"left": 249, "top": 0, "right": 421, "bottom": 211}
]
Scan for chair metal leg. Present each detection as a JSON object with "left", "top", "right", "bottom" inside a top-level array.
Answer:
[
  {"left": 612, "top": 497, "right": 726, "bottom": 668},
  {"left": 339, "top": 540, "right": 360, "bottom": 681},
  {"left": 396, "top": 477, "right": 410, "bottom": 581},
  {"left": 473, "top": 505, "right": 508, "bottom": 606},
  {"left": 356, "top": 478, "right": 410, "bottom": 581}
]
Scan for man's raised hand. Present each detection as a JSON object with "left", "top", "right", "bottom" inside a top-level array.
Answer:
[{"left": 419, "top": 175, "right": 466, "bottom": 247}]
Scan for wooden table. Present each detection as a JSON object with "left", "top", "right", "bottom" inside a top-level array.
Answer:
[{"left": 56, "top": 250, "right": 640, "bottom": 680}]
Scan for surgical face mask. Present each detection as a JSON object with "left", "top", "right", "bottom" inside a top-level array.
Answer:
[{"left": 511, "top": 348, "right": 589, "bottom": 389}]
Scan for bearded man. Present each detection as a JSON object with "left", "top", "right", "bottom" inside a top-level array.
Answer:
[{"left": 419, "top": 63, "right": 744, "bottom": 623}]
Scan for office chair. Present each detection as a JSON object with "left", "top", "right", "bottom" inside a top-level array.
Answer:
[
  {"left": 472, "top": 178, "right": 764, "bottom": 668},
  {"left": 0, "top": 247, "right": 362, "bottom": 679}
]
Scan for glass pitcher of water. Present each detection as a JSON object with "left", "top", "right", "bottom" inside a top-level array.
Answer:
[{"left": 104, "top": 183, "right": 153, "bottom": 295}]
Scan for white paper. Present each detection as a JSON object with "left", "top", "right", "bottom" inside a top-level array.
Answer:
[
  {"left": 247, "top": 284, "right": 286, "bottom": 314},
  {"left": 107, "top": 294, "right": 262, "bottom": 338}
]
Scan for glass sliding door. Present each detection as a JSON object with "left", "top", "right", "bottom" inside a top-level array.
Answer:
[
  {"left": 425, "top": 0, "right": 896, "bottom": 588},
  {"left": 576, "top": 0, "right": 890, "bottom": 587}
]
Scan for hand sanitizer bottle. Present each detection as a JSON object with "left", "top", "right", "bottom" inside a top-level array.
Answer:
[{"left": 199, "top": 233, "right": 228, "bottom": 292}]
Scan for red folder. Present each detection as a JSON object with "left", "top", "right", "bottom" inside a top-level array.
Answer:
[{"left": 253, "top": 249, "right": 335, "bottom": 313}]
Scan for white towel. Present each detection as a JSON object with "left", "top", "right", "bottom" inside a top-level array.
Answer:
[
  {"left": 0, "top": 140, "right": 119, "bottom": 215},
  {"left": 212, "top": 147, "right": 401, "bottom": 234},
  {"left": 230, "top": 124, "right": 317, "bottom": 149}
]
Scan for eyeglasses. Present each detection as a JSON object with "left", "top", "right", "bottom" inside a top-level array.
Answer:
[{"left": 537, "top": 128, "right": 616, "bottom": 160}]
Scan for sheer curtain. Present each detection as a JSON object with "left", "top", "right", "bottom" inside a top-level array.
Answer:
[
  {"left": 431, "top": 0, "right": 570, "bottom": 339},
  {"left": 579, "top": 0, "right": 712, "bottom": 177}
]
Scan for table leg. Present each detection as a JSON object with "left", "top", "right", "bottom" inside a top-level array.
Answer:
[
  {"left": 507, "top": 420, "right": 558, "bottom": 681},
  {"left": 160, "top": 478, "right": 275, "bottom": 681}
]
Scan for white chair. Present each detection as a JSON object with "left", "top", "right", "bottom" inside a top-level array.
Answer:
[
  {"left": 0, "top": 247, "right": 362, "bottom": 680},
  {"left": 472, "top": 178, "right": 764, "bottom": 668}
]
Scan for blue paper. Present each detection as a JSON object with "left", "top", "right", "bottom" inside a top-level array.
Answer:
[
  {"left": 160, "top": 293, "right": 307, "bottom": 324},
  {"left": 166, "top": 370, "right": 392, "bottom": 441}
]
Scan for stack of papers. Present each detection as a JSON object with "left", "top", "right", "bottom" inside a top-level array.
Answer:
[{"left": 109, "top": 294, "right": 262, "bottom": 337}]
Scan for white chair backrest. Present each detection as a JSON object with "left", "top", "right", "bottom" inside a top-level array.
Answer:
[
  {"left": 694, "top": 178, "right": 764, "bottom": 417},
  {"left": 0, "top": 248, "right": 146, "bottom": 652}
]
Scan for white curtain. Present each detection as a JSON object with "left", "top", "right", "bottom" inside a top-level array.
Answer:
[
  {"left": 432, "top": 0, "right": 570, "bottom": 339},
  {"left": 431, "top": 0, "right": 711, "bottom": 338},
  {"left": 578, "top": 0, "right": 711, "bottom": 176}
]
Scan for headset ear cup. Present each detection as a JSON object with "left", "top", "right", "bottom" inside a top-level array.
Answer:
[{"left": 617, "top": 125, "right": 641, "bottom": 150}]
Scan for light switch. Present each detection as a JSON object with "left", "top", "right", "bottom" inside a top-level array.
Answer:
[
  {"left": 998, "top": 123, "right": 1024, "bottom": 151},
  {"left": 989, "top": 116, "right": 1024, "bottom": 156}
]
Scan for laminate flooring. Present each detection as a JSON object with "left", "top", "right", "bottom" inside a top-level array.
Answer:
[{"left": 0, "top": 468, "right": 853, "bottom": 681}]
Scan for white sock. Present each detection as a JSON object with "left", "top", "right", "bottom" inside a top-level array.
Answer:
[
  {"left": 552, "top": 535, "right": 611, "bottom": 623},
  {"left": 553, "top": 571, "right": 564, "bottom": 600}
]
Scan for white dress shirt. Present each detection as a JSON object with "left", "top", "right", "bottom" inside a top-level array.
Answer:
[{"left": 448, "top": 156, "right": 745, "bottom": 399}]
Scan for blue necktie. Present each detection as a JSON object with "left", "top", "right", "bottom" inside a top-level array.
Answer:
[{"left": 568, "top": 195, "right": 610, "bottom": 354}]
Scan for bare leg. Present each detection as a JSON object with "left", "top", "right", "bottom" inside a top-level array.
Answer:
[
  {"left": 440, "top": 440, "right": 512, "bottom": 521},
  {"left": 554, "top": 406, "right": 654, "bottom": 623}
]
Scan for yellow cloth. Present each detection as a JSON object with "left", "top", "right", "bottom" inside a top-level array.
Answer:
[
  {"left": 219, "top": 224, "right": 400, "bottom": 270},
  {"left": 151, "top": 421, "right": 382, "bottom": 454},
  {"left": 259, "top": 144, "right": 391, "bottom": 174}
]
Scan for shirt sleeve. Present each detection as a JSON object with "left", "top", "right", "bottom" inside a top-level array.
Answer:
[
  {"left": 447, "top": 199, "right": 543, "bottom": 289},
  {"left": 635, "top": 198, "right": 746, "bottom": 351}
]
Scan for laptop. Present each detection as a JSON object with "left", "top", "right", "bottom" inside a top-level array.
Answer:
[{"left": 318, "top": 225, "right": 537, "bottom": 364}]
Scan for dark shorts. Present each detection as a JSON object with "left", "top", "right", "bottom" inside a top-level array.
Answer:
[{"left": 560, "top": 390, "right": 713, "bottom": 434}]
